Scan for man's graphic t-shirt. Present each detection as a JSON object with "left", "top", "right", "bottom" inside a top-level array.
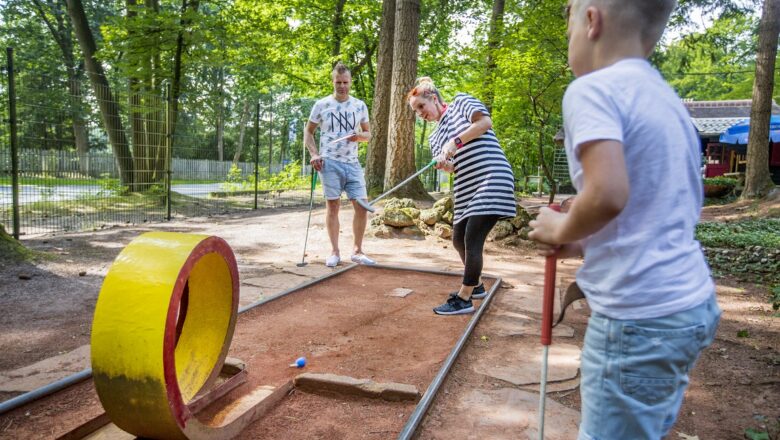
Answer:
[{"left": 308, "top": 95, "right": 369, "bottom": 164}]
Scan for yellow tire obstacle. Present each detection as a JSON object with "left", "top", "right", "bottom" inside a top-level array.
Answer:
[{"left": 91, "top": 232, "right": 242, "bottom": 439}]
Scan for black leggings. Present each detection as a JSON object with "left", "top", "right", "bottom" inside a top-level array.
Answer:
[{"left": 452, "top": 215, "right": 500, "bottom": 287}]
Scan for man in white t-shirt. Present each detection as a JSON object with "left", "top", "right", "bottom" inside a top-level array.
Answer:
[{"left": 304, "top": 62, "right": 375, "bottom": 268}]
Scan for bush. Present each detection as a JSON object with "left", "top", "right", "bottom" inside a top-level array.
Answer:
[{"left": 703, "top": 176, "right": 738, "bottom": 188}]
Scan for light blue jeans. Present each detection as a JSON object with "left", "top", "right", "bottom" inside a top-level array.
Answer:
[
  {"left": 578, "top": 294, "right": 721, "bottom": 440},
  {"left": 318, "top": 159, "right": 367, "bottom": 200}
]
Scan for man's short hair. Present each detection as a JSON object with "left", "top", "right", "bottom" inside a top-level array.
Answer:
[
  {"left": 332, "top": 61, "right": 351, "bottom": 78},
  {"left": 574, "top": 0, "right": 677, "bottom": 48}
]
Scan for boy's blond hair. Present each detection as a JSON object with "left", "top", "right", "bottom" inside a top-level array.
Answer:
[{"left": 572, "top": 0, "right": 676, "bottom": 48}]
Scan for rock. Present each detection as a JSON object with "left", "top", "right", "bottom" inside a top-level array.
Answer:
[
  {"left": 382, "top": 208, "right": 415, "bottom": 228},
  {"left": 383, "top": 198, "right": 417, "bottom": 211},
  {"left": 369, "top": 224, "right": 393, "bottom": 238},
  {"left": 400, "top": 225, "right": 425, "bottom": 237},
  {"left": 433, "top": 196, "right": 453, "bottom": 213},
  {"left": 401, "top": 207, "right": 420, "bottom": 220},
  {"left": 517, "top": 226, "right": 531, "bottom": 240},
  {"left": 419, "top": 208, "right": 440, "bottom": 225},
  {"left": 509, "top": 206, "right": 532, "bottom": 229},
  {"left": 501, "top": 235, "right": 523, "bottom": 247},
  {"left": 435, "top": 223, "right": 452, "bottom": 239},
  {"left": 441, "top": 211, "right": 454, "bottom": 225},
  {"left": 369, "top": 216, "right": 384, "bottom": 227},
  {"left": 489, "top": 220, "right": 514, "bottom": 240}
]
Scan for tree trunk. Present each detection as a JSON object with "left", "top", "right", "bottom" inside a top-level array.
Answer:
[
  {"left": 32, "top": 0, "right": 90, "bottom": 172},
  {"left": 127, "top": 0, "right": 150, "bottom": 187},
  {"left": 171, "top": 0, "right": 200, "bottom": 151},
  {"left": 331, "top": 0, "right": 347, "bottom": 57},
  {"left": 742, "top": 0, "right": 779, "bottom": 198},
  {"left": 215, "top": 67, "right": 225, "bottom": 162},
  {"left": 233, "top": 99, "right": 251, "bottom": 163},
  {"left": 65, "top": 0, "right": 134, "bottom": 188},
  {"left": 384, "top": 0, "right": 431, "bottom": 201},
  {"left": 483, "top": 0, "right": 505, "bottom": 113},
  {"left": 365, "top": 0, "right": 396, "bottom": 197}
]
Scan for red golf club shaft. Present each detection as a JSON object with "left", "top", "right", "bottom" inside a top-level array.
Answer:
[{"left": 541, "top": 204, "right": 561, "bottom": 346}]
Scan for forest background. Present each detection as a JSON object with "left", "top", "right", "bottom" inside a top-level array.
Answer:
[{"left": 0, "top": 0, "right": 778, "bottom": 199}]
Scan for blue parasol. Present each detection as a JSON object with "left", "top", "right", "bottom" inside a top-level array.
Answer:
[{"left": 719, "top": 115, "right": 780, "bottom": 145}]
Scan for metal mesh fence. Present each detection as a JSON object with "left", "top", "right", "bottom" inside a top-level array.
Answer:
[{"left": 0, "top": 50, "right": 328, "bottom": 237}]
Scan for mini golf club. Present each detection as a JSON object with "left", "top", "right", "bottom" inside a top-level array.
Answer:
[
  {"left": 538, "top": 203, "right": 561, "bottom": 440},
  {"left": 355, "top": 159, "right": 437, "bottom": 213},
  {"left": 297, "top": 172, "right": 318, "bottom": 267}
]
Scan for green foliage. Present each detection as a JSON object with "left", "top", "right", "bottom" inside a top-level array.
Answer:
[
  {"left": 697, "top": 219, "right": 780, "bottom": 249},
  {"left": 703, "top": 177, "right": 739, "bottom": 187},
  {"left": 770, "top": 285, "right": 780, "bottom": 312},
  {"left": 97, "top": 174, "right": 128, "bottom": 197},
  {"left": 222, "top": 161, "right": 308, "bottom": 192},
  {"left": 737, "top": 329, "right": 750, "bottom": 338},
  {"left": 697, "top": 218, "right": 780, "bottom": 284},
  {"left": 744, "top": 428, "right": 770, "bottom": 440}
]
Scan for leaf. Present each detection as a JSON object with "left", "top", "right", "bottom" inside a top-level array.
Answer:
[
  {"left": 737, "top": 329, "right": 750, "bottom": 338},
  {"left": 744, "top": 428, "right": 770, "bottom": 440}
]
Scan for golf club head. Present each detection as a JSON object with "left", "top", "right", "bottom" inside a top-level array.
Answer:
[
  {"left": 296, "top": 261, "right": 308, "bottom": 267},
  {"left": 355, "top": 198, "right": 376, "bottom": 213}
]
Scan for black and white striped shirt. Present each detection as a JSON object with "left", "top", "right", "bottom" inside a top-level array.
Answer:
[{"left": 429, "top": 93, "right": 516, "bottom": 224}]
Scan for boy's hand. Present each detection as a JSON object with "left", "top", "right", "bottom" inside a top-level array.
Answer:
[{"left": 528, "top": 207, "right": 566, "bottom": 245}]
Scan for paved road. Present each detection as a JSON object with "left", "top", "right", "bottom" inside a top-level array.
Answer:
[{"left": 0, "top": 183, "right": 224, "bottom": 205}]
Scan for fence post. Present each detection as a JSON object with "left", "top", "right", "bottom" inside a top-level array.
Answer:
[
  {"left": 254, "top": 101, "right": 259, "bottom": 210},
  {"left": 6, "top": 48, "right": 20, "bottom": 239},
  {"left": 165, "top": 83, "right": 172, "bottom": 220}
]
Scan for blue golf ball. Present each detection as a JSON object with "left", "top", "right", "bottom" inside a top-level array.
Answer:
[{"left": 295, "top": 357, "right": 306, "bottom": 368}]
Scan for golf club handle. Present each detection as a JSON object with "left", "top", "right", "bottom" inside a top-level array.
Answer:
[
  {"left": 541, "top": 204, "right": 561, "bottom": 346},
  {"left": 371, "top": 159, "right": 437, "bottom": 205},
  {"left": 311, "top": 170, "right": 318, "bottom": 191}
]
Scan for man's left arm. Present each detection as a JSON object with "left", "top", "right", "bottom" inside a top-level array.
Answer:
[{"left": 351, "top": 120, "right": 371, "bottom": 142}]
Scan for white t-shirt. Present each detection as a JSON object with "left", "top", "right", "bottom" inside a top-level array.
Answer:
[
  {"left": 308, "top": 95, "right": 369, "bottom": 164},
  {"left": 563, "top": 58, "right": 714, "bottom": 320}
]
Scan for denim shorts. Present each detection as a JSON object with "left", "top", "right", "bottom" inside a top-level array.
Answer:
[
  {"left": 318, "top": 159, "right": 367, "bottom": 200},
  {"left": 578, "top": 294, "right": 721, "bottom": 440}
]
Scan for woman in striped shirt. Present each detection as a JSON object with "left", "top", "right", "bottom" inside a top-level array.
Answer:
[{"left": 408, "top": 77, "right": 517, "bottom": 315}]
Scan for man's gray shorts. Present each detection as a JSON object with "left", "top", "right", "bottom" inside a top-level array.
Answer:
[{"left": 318, "top": 159, "right": 368, "bottom": 200}]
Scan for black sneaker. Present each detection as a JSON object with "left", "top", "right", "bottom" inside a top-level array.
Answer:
[
  {"left": 471, "top": 283, "right": 487, "bottom": 299},
  {"left": 434, "top": 295, "right": 475, "bottom": 315},
  {"left": 448, "top": 283, "right": 487, "bottom": 300}
]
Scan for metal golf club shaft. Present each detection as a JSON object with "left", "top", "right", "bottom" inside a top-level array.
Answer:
[
  {"left": 538, "top": 203, "right": 561, "bottom": 440},
  {"left": 297, "top": 172, "right": 318, "bottom": 267},
  {"left": 356, "top": 159, "right": 437, "bottom": 213}
]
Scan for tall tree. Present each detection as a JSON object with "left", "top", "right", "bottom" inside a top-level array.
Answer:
[
  {"left": 30, "top": 0, "right": 90, "bottom": 171},
  {"left": 365, "top": 0, "right": 395, "bottom": 197},
  {"left": 65, "top": 0, "right": 134, "bottom": 187},
  {"left": 482, "top": 0, "right": 505, "bottom": 113},
  {"left": 742, "top": 0, "right": 779, "bottom": 198},
  {"left": 331, "top": 0, "right": 347, "bottom": 57},
  {"left": 384, "top": 0, "right": 430, "bottom": 200}
]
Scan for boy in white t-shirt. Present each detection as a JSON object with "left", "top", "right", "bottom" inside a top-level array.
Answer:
[{"left": 529, "top": 1, "right": 721, "bottom": 438}]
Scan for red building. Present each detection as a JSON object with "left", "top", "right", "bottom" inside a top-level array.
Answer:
[{"left": 685, "top": 99, "right": 780, "bottom": 184}]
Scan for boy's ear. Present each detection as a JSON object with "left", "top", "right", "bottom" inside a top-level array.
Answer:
[{"left": 585, "top": 6, "right": 602, "bottom": 40}]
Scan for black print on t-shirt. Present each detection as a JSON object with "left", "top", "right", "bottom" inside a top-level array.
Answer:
[{"left": 329, "top": 111, "right": 357, "bottom": 133}]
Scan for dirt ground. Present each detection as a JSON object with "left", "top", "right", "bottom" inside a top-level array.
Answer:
[{"left": 0, "top": 197, "right": 778, "bottom": 439}]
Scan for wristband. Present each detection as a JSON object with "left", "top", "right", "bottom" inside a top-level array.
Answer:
[{"left": 454, "top": 137, "right": 464, "bottom": 149}]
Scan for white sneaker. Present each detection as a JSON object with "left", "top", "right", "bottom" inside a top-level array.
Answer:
[
  {"left": 325, "top": 255, "right": 340, "bottom": 267},
  {"left": 350, "top": 253, "right": 376, "bottom": 265}
]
